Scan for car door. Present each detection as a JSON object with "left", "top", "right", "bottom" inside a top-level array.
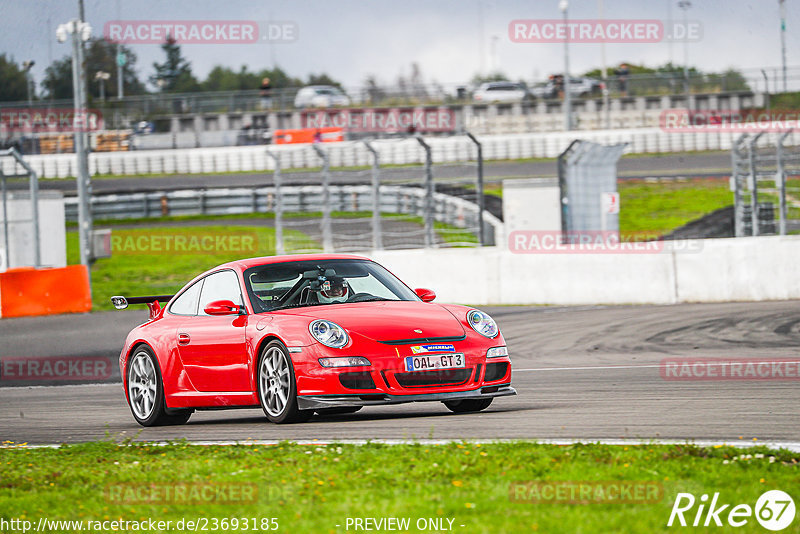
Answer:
[{"left": 176, "top": 269, "right": 250, "bottom": 392}]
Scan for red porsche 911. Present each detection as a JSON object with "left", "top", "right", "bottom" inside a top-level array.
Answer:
[{"left": 112, "top": 254, "right": 515, "bottom": 426}]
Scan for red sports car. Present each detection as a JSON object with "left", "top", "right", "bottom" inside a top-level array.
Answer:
[{"left": 112, "top": 254, "right": 515, "bottom": 426}]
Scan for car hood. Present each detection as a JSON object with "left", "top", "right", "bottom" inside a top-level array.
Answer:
[{"left": 287, "top": 300, "right": 466, "bottom": 343}]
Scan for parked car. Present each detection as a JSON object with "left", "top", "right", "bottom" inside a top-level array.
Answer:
[
  {"left": 531, "top": 76, "right": 604, "bottom": 99},
  {"left": 472, "top": 82, "right": 530, "bottom": 103},
  {"left": 294, "top": 85, "right": 351, "bottom": 108},
  {"left": 112, "top": 254, "right": 515, "bottom": 426}
]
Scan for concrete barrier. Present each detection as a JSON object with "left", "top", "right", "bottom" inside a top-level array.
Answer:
[
  {"left": 7, "top": 128, "right": 800, "bottom": 179},
  {"left": 371, "top": 235, "right": 800, "bottom": 306}
]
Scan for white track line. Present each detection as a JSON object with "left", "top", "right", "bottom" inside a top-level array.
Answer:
[
  {"left": 4, "top": 438, "right": 800, "bottom": 452},
  {"left": 515, "top": 360, "right": 800, "bottom": 373}
]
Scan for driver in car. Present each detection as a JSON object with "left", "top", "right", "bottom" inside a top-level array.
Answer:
[{"left": 317, "top": 276, "right": 350, "bottom": 304}]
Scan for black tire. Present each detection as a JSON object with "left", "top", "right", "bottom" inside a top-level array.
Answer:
[
  {"left": 443, "top": 398, "right": 493, "bottom": 413},
  {"left": 126, "top": 345, "right": 193, "bottom": 427},
  {"left": 257, "top": 341, "right": 314, "bottom": 424},
  {"left": 315, "top": 406, "right": 363, "bottom": 416}
]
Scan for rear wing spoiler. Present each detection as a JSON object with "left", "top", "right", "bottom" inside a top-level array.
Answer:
[{"left": 111, "top": 295, "right": 174, "bottom": 319}]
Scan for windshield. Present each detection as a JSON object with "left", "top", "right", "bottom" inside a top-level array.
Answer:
[{"left": 243, "top": 259, "right": 419, "bottom": 313}]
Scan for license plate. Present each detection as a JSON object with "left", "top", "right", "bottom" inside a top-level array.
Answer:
[{"left": 404, "top": 353, "right": 465, "bottom": 372}]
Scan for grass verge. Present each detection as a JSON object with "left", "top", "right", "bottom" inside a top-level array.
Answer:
[
  {"left": 0, "top": 441, "right": 797, "bottom": 533},
  {"left": 617, "top": 179, "right": 732, "bottom": 238}
]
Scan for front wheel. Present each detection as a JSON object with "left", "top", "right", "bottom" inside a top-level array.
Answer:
[
  {"left": 127, "top": 346, "right": 192, "bottom": 426},
  {"left": 443, "top": 398, "right": 493, "bottom": 413},
  {"left": 258, "top": 341, "right": 314, "bottom": 424}
]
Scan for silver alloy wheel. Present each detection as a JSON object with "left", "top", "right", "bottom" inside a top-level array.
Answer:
[
  {"left": 260, "top": 346, "right": 291, "bottom": 417},
  {"left": 128, "top": 351, "right": 157, "bottom": 420}
]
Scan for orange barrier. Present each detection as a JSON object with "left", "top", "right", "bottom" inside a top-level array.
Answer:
[
  {"left": 0, "top": 265, "right": 92, "bottom": 318},
  {"left": 272, "top": 127, "right": 344, "bottom": 144}
]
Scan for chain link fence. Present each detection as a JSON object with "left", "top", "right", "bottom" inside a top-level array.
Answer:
[{"left": 65, "top": 138, "right": 501, "bottom": 254}]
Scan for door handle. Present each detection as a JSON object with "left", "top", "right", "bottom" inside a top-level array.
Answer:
[{"left": 178, "top": 333, "right": 191, "bottom": 345}]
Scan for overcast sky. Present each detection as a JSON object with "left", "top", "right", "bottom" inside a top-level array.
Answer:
[{"left": 0, "top": 0, "right": 796, "bottom": 92}]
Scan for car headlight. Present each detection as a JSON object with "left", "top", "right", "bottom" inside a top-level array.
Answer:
[
  {"left": 318, "top": 356, "right": 371, "bottom": 368},
  {"left": 467, "top": 310, "right": 499, "bottom": 338},
  {"left": 309, "top": 320, "right": 349, "bottom": 348},
  {"left": 486, "top": 346, "right": 508, "bottom": 358}
]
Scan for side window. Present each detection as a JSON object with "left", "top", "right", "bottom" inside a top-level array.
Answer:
[
  {"left": 198, "top": 270, "right": 243, "bottom": 316},
  {"left": 169, "top": 280, "right": 203, "bottom": 316}
]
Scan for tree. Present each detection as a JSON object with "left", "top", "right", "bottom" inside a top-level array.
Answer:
[
  {"left": 306, "top": 73, "right": 341, "bottom": 88},
  {"left": 85, "top": 38, "right": 144, "bottom": 98},
  {"left": 0, "top": 55, "right": 30, "bottom": 102},
  {"left": 470, "top": 72, "right": 510, "bottom": 85},
  {"left": 41, "top": 38, "right": 143, "bottom": 100},
  {"left": 42, "top": 57, "right": 73, "bottom": 100},
  {"left": 150, "top": 36, "right": 199, "bottom": 92}
]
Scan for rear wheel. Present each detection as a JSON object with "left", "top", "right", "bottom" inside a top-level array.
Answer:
[
  {"left": 258, "top": 341, "right": 314, "bottom": 424},
  {"left": 127, "top": 346, "right": 193, "bottom": 426},
  {"left": 443, "top": 398, "right": 493, "bottom": 413}
]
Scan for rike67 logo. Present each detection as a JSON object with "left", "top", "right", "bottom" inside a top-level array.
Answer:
[{"left": 668, "top": 490, "right": 795, "bottom": 531}]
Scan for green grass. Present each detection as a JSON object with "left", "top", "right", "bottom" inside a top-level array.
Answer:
[
  {"left": 617, "top": 179, "right": 732, "bottom": 238},
  {"left": 0, "top": 441, "right": 798, "bottom": 533}
]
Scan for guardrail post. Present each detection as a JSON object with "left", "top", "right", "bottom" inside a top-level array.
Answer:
[
  {"left": 747, "top": 133, "right": 764, "bottom": 236},
  {"left": 312, "top": 145, "right": 334, "bottom": 252},
  {"left": 777, "top": 130, "right": 792, "bottom": 236},
  {"left": 266, "top": 150, "right": 284, "bottom": 255},
  {"left": 465, "top": 132, "right": 485, "bottom": 246},
  {"left": 363, "top": 140, "right": 383, "bottom": 250},
  {"left": 415, "top": 136, "right": 435, "bottom": 248}
]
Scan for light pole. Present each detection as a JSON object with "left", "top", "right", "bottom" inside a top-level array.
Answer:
[
  {"left": 678, "top": 0, "right": 691, "bottom": 111},
  {"left": 780, "top": 0, "right": 787, "bottom": 92},
  {"left": 559, "top": 0, "right": 572, "bottom": 131},
  {"left": 95, "top": 71, "right": 110, "bottom": 101},
  {"left": 598, "top": 0, "right": 610, "bottom": 129},
  {"left": 56, "top": 19, "right": 94, "bottom": 283},
  {"left": 21, "top": 60, "right": 35, "bottom": 106}
]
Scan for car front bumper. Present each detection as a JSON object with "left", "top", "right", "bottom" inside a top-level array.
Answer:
[{"left": 297, "top": 383, "right": 516, "bottom": 410}]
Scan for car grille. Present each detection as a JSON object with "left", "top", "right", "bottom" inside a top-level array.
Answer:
[
  {"left": 339, "top": 372, "right": 376, "bottom": 390},
  {"left": 484, "top": 362, "right": 509, "bottom": 382},
  {"left": 394, "top": 368, "right": 473, "bottom": 388},
  {"left": 378, "top": 335, "right": 466, "bottom": 346}
]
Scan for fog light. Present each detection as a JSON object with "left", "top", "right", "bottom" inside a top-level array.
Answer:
[
  {"left": 486, "top": 346, "right": 508, "bottom": 358},
  {"left": 318, "top": 357, "right": 371, "bottom": 368}
]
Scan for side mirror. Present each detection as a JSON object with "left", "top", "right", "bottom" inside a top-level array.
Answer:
[
  {"left": 204, "top": 299, "right": 242, "bottom": 316},
  {"left": 414, "top": 288, "right": 436, "bottom": 303}
]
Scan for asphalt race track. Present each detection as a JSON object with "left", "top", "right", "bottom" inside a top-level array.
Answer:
[
  {"left": 1, "top": 300, "right": 798, "bottom": 445},
  {"left": 4, "top": 152, "right": 732, "bottom": 195}
]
